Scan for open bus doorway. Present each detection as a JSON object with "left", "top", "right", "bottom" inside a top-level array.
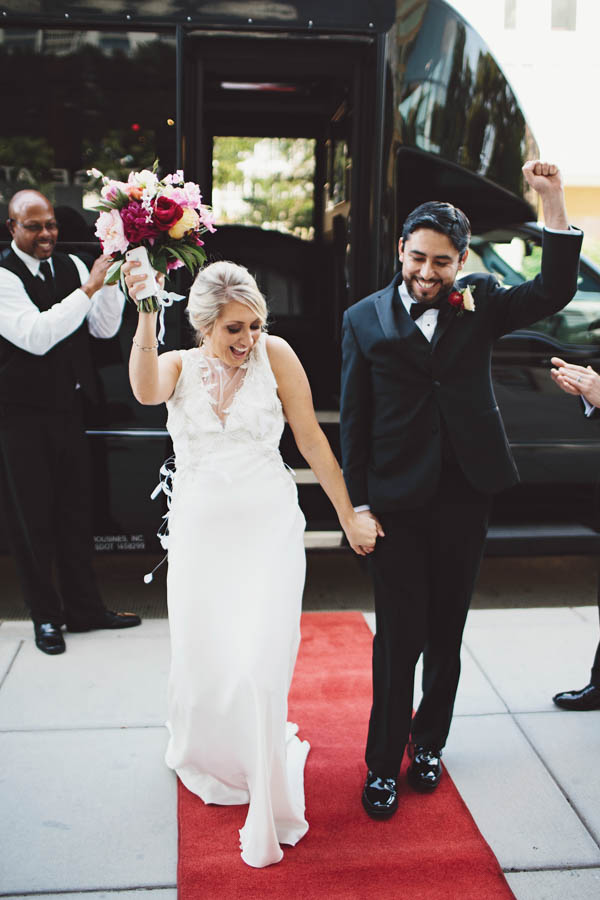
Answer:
[{"left": 183, "top": 32, "right": 378, "bottom": 412}]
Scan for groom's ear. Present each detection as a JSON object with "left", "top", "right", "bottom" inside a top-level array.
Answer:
[
  {"left": 398, "top": 238, "right": 404, "bottom": 262},
  {"left": 458, "top": 248, "right": 469, "bottom": 269}
]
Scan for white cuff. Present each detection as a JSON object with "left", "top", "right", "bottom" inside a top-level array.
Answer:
[
  {"left": 582, "top": 396, "right": 596, "bottom": 417},
  {"left": 543, "top": 225, "right": 582, "bottom": 235},
  {"left": 354, "top": 505, "right": 371, "bottom": 513}
]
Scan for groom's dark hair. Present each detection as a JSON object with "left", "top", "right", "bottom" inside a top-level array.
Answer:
[{"left": 402, "top": 201, "right": 471, "bottom": 257}]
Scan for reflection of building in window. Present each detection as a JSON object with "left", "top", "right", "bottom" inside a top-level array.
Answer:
[
  {"left": 504, "top": 0, "right": 517, "bottom": 29},
  {"left": 552, "top": 0, "right": 577, "bottom": 31}
]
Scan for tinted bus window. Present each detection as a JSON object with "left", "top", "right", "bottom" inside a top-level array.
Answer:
[{"left": 0, "top": 28, "right": 178, "bottom": 430}]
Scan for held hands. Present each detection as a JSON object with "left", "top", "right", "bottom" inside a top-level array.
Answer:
[
  {"left": 342, "top": 510, "right": 384, "bottom": 557},
  {"left": 122, "top": 258, "right": 165, "bottom": 308},
  {"left": 551, "top": 357, "right": 600, "bottom": 407}
]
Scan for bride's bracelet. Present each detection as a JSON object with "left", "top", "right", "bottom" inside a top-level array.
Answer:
[{"left": 132, "top": 337, "right": 159, "bottom": 352}]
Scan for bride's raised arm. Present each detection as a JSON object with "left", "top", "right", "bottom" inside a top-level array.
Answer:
[{"left": 124, "top": 260, "right": 182, "bottom": 405}]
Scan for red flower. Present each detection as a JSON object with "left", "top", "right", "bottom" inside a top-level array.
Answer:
[
  {"left": 448, "top": 290, "right": 464, "bottom": 309},
  {"left": 153, "top": 195, "right": 184, "bottom": 231},
  {"left": 120, "top": 201, "right": 160, "bottom": 243}
]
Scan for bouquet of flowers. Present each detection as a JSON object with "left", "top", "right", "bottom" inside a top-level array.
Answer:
[{"left": 88, "top": 162, "right": 216, "bottom": 313}]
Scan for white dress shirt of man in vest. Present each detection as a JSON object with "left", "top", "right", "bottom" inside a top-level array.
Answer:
[
  {"left": 0, "top": 189, "right": 142, "bottom": 655},
  {"left": 340, "top": 161, "right": 583, "bottom": 818}
]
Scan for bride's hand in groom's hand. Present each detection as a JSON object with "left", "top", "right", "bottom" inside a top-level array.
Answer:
[{"left": 344, "top": 510, "right": 383, "bottom": 556}]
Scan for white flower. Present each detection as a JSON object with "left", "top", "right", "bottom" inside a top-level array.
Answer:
[
  {"left": 128, "top": 169, "right": 159, "bottom": 192},
  {"left": 462, "top": 285, "right": 476, "bottom": 312}
]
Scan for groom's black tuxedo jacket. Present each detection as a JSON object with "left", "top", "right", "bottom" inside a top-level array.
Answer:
[{"left": 340, "top": 229, "right": 583, "bottom": 512}]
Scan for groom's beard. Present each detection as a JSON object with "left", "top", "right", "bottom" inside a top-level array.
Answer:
[{"left": 403, "top": 273, "right": 455, "bottom": 305}]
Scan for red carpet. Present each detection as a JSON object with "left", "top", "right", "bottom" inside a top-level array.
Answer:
[{"left": 178, "top": 612, "right": 515, "bottom": 899}]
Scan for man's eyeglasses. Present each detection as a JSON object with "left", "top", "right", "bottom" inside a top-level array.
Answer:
[{"left": 9, "top": 219, "right": 59, "bottom": 234}]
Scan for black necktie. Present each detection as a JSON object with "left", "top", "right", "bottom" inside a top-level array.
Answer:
[
  {"left": 409, "top": 300, "right": 442, "bottom": 321},
  {"left": 37, "top": 260, "right": 56, "bottom": 309}
]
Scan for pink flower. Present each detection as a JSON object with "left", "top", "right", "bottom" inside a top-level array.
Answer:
[
  {"left": 199, "top": 205, "right": 217, "bottom": 233},
  {"left": 101, "top": 180, "right": 128, "bottom": 202},
  {"left": 166, "top": 258, "right": 185, "bottom": 272},
  {"left": 94, "top": 209, "right": 128, "bottom": 255},
  {"left": 120, "top": 201, "right": 160, "bottom": 243},
  {"left": 182, "top": 181, "right": 202, "bottom": 208}
]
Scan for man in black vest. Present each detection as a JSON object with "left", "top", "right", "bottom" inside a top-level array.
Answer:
[
  {"left": 0, "top": 189, "right": 141, "bottom": 655},
  {"left": 340, "top": 161, "right": 582, "bottom": 818}
]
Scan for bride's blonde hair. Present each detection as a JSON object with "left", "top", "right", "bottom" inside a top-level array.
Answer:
[{"left": 187, "top": 260, "right": 267, "bottom": 343}]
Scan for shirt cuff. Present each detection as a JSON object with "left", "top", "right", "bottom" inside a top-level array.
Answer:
[
  {"left": 543, "top": 225, "right": 582, "bottom": 235},
  {"left": 354, "top": 505, "right": 371, "bottom": 513},
  {"left": 582, "top": 396, "right": 596, "bottom": 417}
]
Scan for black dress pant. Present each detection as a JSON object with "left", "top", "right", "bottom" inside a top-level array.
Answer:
[
  {"left": 365, "top": 460, "right": 492, "bottom": 777},
  {"left": 0, "top": 405, "right": 106, "bottom": 626}
]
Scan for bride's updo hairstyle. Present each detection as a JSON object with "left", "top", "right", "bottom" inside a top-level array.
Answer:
[{"left": 187, "top": 260, "right": 268, "bottom": 343}]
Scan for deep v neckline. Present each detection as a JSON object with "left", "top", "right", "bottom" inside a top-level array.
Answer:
[{"left": 194, "top": 348, "right": 252, "bottom": 430}]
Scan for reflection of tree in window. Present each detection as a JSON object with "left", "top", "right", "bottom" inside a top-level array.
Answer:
[
  {"left": 0, "top": 31, "right": 176, "bottom": 201},
  {"left": 212, "top": 137, "right": 315, "bottom": 240}
]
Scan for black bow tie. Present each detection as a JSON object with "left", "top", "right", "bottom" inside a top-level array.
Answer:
[{"left": 409, "top": 300, "right": 442, "bottom": 321}]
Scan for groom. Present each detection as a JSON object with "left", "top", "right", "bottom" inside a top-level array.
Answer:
[{"left": 340, "top": 161, "right": 582, "bottom": 817}]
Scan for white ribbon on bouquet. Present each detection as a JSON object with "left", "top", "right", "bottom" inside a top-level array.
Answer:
[{"left": 155, "top": 287, "right": 186, "bottom": 344}]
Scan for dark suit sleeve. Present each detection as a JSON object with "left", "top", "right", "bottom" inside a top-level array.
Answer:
[
  {"left": 340, "top": 309, "right": 372, "bottom": 507},
  {"left": 489, "top": 229, "right": 583, "bottom": 338}
]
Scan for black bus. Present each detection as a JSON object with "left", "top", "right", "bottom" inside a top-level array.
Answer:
[{"left": 2, "top": 0, "right": 600, "bottom": 556}]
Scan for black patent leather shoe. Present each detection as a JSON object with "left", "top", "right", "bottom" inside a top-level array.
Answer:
[
  {"left": 553, "top": 683, "right": 600, "bottom": 711},
  {"left": 362, "top": 770, "right": 398, "bottom": 818},
  {"left": 66, "top": 610, "right": 142, "bottom": 632},
  {"left": 407, "top": 744, "right": 443, "bottom": 792},
  {"left": 34, "top": 622, "right": 66, "bottom": 655}
]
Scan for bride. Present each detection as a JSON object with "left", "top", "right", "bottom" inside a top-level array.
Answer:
[{"left": 126, "top": 259, "right": 378, "bottom": 868}]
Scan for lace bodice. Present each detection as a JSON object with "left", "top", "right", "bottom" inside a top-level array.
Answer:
[{"left": 166, "top": 334, "right": 285, "bottom": 472}]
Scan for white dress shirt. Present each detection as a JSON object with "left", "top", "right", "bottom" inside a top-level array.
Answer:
[
  {"left": 0, "top": 241, "right": 125, "bottom": 355},
  {"left": 399, "top": 280, "right": 439, "bottom": 341}
]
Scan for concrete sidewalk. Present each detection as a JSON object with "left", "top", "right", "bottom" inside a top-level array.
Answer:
[{"left": 1, "top": 608, "right": 599, "bottom": 899}]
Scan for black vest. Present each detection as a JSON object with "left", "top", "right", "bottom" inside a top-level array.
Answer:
[{"left": 0, "top": 250, "right": 97, "bottom": 410}]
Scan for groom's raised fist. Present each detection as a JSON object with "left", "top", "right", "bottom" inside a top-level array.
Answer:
[
  {"left": 522, "top": 160, "right": 563, "bottom": 195},
  {"left": 522, "top": 159, "right": 569, "bottom": 230}
]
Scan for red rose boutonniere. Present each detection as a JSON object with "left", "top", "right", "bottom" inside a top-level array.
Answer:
[{"left": 448, "top": 285, "right": 476, "bottom": 317}]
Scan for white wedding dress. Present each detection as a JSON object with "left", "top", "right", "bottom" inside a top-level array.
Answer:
[{"left": 163, "top": 334, "right": 309, "bottom": 868}]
